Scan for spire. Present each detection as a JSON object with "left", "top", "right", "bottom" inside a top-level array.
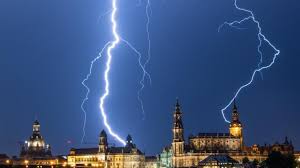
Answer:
[
  {"left": 231, "top": 99, "right": 240, "bottom": 123},
  {"left": 126, "top": 134, "right": 135, "bottom": 148},
  {"left": 175, "top": 98, "right": 181, "bottom": 113},
  {"left": 172, "top": 98, "right": 185, "bottom": 154},
  {"left": 229, "top": 99, "right": 243, "bottom": 143},
  {"left": 233, "top": 99, "right": 237, "bottom": 111},
  {"left": 173, "top": 98, "right": 184, "bottom": 130},
  {"left": 99, "top": 130, "right": 108, "bottom": 153},
  {"left": 232, "top": 99, "right": 238, "bottom": 114},
  {"left": 126, "top": 134, "right": 132, "bottom": 143},
  {"left": 99, "top": 130, "right": 107, "bottom": 146},
  {"left": 34, "top": 112, "right": 38, "bottom": 121},
  {"left": 284, "top": 136, "right": 289, "bottom": 145},
  {"left": 100, "top": 129, "right": 107, "bottom": 138}
]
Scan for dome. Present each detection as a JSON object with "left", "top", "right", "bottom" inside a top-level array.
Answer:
[{"left": 21, "top": 120, "right": 52, "bottom": 158}]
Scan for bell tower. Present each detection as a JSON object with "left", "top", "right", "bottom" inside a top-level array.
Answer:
[
  {"left": 172, "top": 99, "right": 184, "bottom": 155},
  {"left": 99, "top": 130, "right": 108, "bottom": 153},
  {"left": 229, "top": 100, "right": 243, "bottom": 147}
]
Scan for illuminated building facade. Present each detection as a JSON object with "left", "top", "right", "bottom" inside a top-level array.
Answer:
[
  {"left": 0, "top": 154, "right": 11, "bottom": 166},
  {"left": 157, "top": 147, "right": 172, "bottom": 168},
  {"left": 0, "top": 100, "right": 298, "bottom": 168},
  {"left": 198, "top": 154, "right": 241, "bottom": 168},
  {"left": 20, "top": 120, "right": 52, "bottom": 158},
  {"left": 168, "top": 99, "right": 297, "bottom": 167},
  {"left": 66, "top": 99, "right": 300, "bottom": 168},
  {"left": 12, "top": 120, "right": 67, "bottom": 167},
  {"left": 67, "top": 131, "right": 145, "bottom": 168},
  {"left": 145, "top": 156, "right": 158, "bottom": 168}
]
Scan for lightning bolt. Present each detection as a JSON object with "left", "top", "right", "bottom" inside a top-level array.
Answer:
[
  {"left": 145, "top": 0, "right": 152, "bottom": 79},
  {"left": 138, "top": 0, "right": 152, "bottom": 120},
  {"left": 81, "top": 0, "right": 151, "bottom": 145},
  {"left": 81, "top": 42, "right": 111, "bottom": 144},
  {"left": 219, "top": 0, "right": 280, "bottom": 123}
]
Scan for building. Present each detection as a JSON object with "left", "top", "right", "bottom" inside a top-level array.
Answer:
[
  {"left": 157, "top": 147, "right": 172, "bottom": 168},
  {"left": 0, "top": 154, "right": 11, "bottom": 166},
  {"left": 12, "top": 120, "right": 67, "bottom": 167},
  {"left": 145, "top": 156, "right": 158, "bottom": 168},
  {"left": 65, "top": 99, "right": 300, "bottom": 168},
  {"left": 0, "top": 99, "right": 298, "bottom": 167},
  {"left": 198, "top": 154, "right": 241, "bottom": 168},
  {"left": 171, "top": 100, "right": 245, "bottom": 167},
  {"left": 168, "top": 99, "right": 297, "bottom": 167},
  {"left": 67, "top": 130, "right": 145, "bottom": 168},
  {"left": 20, "top": 120, "right": 52, "bottom": 158}
]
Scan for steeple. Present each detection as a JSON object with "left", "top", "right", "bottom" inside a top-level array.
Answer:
[
  {"left": 229, "top": 100, "right": 243, "bottom": 148},
  {"left": 126, "top": 134, "right": 133, "bottom": 144},
  {"left": 100, "top": 129, "right": 107, "bottom": 139},
  {"left": 173, "top": 99, "right": 183, "bottom": 130},
  {"left": 99, "top": 130, "right": 108, "bottom": 153},
  {"left": 233, "top": 99, "right": 237, "bottom": 110},
  {"left": 284, "top": 136, "right": 289, "bottom": 145},
  {"left": 125, "top": 134, "right": 135, "bottom": 148},
  {"left": 172, "top": 98, "right": 185, "bottom": 156},
  {"left": 232, "top": 100, "right": 240, "bottom": 123},
  {"left": 175, "top": 98, "right": 180, "bottom": 112}
]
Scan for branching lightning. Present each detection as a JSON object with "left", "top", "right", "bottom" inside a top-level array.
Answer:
[
  {"left": 138, "top": 0, "right": 152, "bottom": 120},
  {"left": 81, "top": 0, "right": 151, "bottom": 145},
  {"left": 81, "top": 42, "right": 111, "bottom": 144},
  {"left": 219, "top": 0, "right": 280, "bottom": 123}
]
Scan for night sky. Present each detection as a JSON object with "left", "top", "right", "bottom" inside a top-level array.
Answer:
[{"left": 0, "top": 0, "right": 300, "bottom": 156}]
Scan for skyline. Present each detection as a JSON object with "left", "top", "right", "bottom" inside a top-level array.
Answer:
[{"left": 0, "top": 0, "right": 299, "bottom": 157}]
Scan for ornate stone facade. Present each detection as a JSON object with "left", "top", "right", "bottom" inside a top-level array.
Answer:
[
  {"left": 67, "top": 131, "right": 145, "bottom": 168},
  {"left": 20, "top": 120, "right": 52, "bottom": 158},
  {"left": 12, "top": 120, "right": 67, "bottom": 167},
  {"left": 0, "top": 101, "right": 297, "bottom": 168},
  {"left": 158, "top": 147, "right": 172, "bottom": 168},
  {"left": 65, "top": 100, "right": 299, "bottom": 167},
  {"left": 168, "top": 99, "right": 297, "bottom": 167}
]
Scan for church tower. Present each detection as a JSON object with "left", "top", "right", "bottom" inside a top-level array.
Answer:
[
  {"left": 172, "top": 99, "right": 184, "bottom": 155},
  {"left": 28, "top": 120, "right": 46, "bottom": 150},
  {"left": 229, "top": 100, "right": 243, "bottom": 147},
  {"left": 99, "top": 130, "right": 108, "bottom": 153},
  {"left": 20, "top": 120, "right": 51, "bottom": 158}
]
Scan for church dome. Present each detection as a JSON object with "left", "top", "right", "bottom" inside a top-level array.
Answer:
[{"left": 20, "top": 120, "right": 52, "bottom": 158}]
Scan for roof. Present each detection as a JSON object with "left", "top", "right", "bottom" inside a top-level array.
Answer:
[
  {"left": 190, "top": 133, "right": 233, "bottom": 138},
  {"left": 108, "top": 146, "right": 143, "bottom": 155},
  {"left": 199, "top": 154, "right": 239, "bottom": 165},
  {"left": 70, "top": 146, "right": 143, "bottom": 155},
  {"left": 145, "top": 156, "right": 157, "bottom": 162},
  {"left": 30, "top": 133, "right": 43, "bottom": 140},
  {"left": 70, "top": 148, "right": 98, "bottom": 155},
  {"left": 100, "top": 130, "right": 107, "bottom": 138},
  {"left": 0, "top": 154, "right": 9, "bottom": 159}
]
